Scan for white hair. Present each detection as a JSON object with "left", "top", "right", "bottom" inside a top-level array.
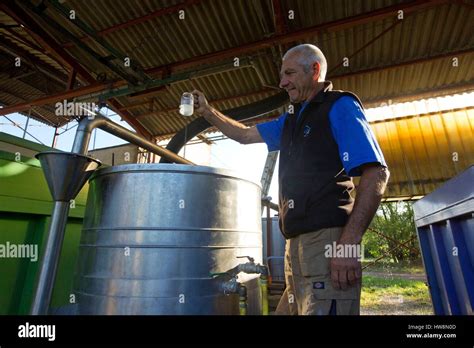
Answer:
[{"left": 283, "top": 44, "right": 327, "bottom": 81}]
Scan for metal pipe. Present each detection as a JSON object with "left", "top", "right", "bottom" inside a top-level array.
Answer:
[
  {"left": 71, "top": 114, "right": 193, "bottom": 164},
  {"left": 266, "top": 201, "right": 279, "bottom": 212},
  {"left": 31, "top": 201, "right": 70, "bottom": 315},
  {"left": 51, "top": 127, "right": 59, "bottom": 148},
  {"left": 76, "top": 59, "right": 256, "bottom": 103},
  {"left": 22, "top": 113, "right": 30, "bottom": 139},
  {"left": 214, "top": 258, "right": 269, "bottom": 315}
]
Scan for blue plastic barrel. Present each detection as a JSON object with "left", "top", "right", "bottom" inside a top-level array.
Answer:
[{"left": 413, "top": 166, "right": 474, "bottom": 315}]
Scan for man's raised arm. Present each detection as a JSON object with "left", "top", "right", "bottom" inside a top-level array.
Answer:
[{"left": 193, "top": 90, "right": 263, "bottom": 144}]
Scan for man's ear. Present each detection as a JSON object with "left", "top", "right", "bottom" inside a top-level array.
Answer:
[{"left": 313, "top": 62, "right": 321, "bottom": 80}]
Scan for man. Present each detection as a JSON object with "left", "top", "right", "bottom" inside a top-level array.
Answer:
[{"left": 192, "top": 44, "right": 389, "bottom": 315}]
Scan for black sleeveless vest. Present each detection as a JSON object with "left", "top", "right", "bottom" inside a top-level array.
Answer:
[{"left": 278, "top": 81, "right": 363, "bottom": 238}]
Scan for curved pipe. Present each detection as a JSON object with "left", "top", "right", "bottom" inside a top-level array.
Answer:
[
  {"left": 160, "top": 91, "right": 288, "bottom": 162},
  {"left": 71, "top": 114, "right": 193, "bottom": 164}
]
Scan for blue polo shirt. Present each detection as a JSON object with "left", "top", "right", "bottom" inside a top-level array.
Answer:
[{"left": 256, "top": 96, "right": 386, "bottom": 176}]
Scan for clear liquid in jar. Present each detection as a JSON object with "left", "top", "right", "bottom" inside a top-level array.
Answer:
[{"left": 179, "top": 104, "right": 194, "bottom": 116}]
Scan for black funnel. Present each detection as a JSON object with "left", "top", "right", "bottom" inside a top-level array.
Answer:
[{"left": 35, "top": 151, "right": 101, "bottom": 201}]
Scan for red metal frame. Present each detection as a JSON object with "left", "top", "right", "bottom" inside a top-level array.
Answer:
[
  {"left": 0, "top": 37, "right": 68, "bottom": 85},
  {"left": 0, "top": 80, "right": 126, "bottom": 115},
  {"left": 66, "top": 69, "right": 77, "bottom": 90},
  {"left": 1, "top": 48, "right": 469, "bottom": 118},
  {"left": 61, "top": 0, "right": 204, "bottom": 48},
  {"left": 144, "top": 0, "right": 448, "bottom": 76},
  {"left": 0, "top": 1, "right": 152, "bottom": 138},
  {"left": 0, "top": 0, "right": 456, "bottom": 139},
  {"left": 136, "top": 88, "right": 276, "bottom": 119},
  {"left": 271, "top": 0, "right": 287, "bottom": 35},
  {"left": 0, "top": 2, "right": 95, "bottom": 85}
]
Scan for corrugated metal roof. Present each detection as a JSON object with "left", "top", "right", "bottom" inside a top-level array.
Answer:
[
  {"left": 372, "top": 107, "right": 474, "bottom": 198},
  {"left": 0, "top": 0, "right": 473, "bottom": 137}
]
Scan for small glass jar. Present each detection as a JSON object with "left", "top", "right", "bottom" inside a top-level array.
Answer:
[{"left": 179, "top": 92, "right": 194, "bottom": 116}]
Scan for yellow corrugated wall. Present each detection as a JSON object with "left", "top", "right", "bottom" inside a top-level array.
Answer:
[{"left": 371, "top": 107, "right": 474, "bottom": 198}]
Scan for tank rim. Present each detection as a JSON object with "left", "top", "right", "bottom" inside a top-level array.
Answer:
[{"left": 90, "top": 163, "right": 262, "bottom": 188}]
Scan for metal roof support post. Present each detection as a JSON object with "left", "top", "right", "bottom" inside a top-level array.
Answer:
[{"left": 22, "top": 109, "right": 31, "bottom": 139}]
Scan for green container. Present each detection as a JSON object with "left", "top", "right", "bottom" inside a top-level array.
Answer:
[{"left": 0, "top": 135, "right": 89, "bottom": 314}]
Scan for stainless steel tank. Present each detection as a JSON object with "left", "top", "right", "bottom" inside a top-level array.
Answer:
[
  {"left": 74, "top": 163, "right": 263, "bottom": 314},
  {"left": 262, "top": 217, "right": 286, "bottom": 282}
]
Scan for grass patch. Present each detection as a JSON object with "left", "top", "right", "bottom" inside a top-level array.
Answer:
[
  {"left": 362, "top": 259, "right": 425, "bottom": 274},
  {"left": 361, "top": 275, "right": 432, "bottom": 315}
]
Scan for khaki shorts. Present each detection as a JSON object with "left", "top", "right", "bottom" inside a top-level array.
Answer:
[{"left": 275, "top": 227, "right": 361, "bottom": 315}]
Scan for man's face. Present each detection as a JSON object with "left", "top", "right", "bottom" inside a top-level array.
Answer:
[{"left": 279, "top": 53, "right": 319, "bottom": 103}]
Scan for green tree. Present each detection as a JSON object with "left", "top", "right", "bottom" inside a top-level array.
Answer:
[{"left": 364, "top": 201, "right": 420, "bottom": 262}]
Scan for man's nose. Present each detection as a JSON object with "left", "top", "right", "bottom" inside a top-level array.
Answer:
[{"left": 279, "top": 78, "right": 289, "bottom": 89}]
